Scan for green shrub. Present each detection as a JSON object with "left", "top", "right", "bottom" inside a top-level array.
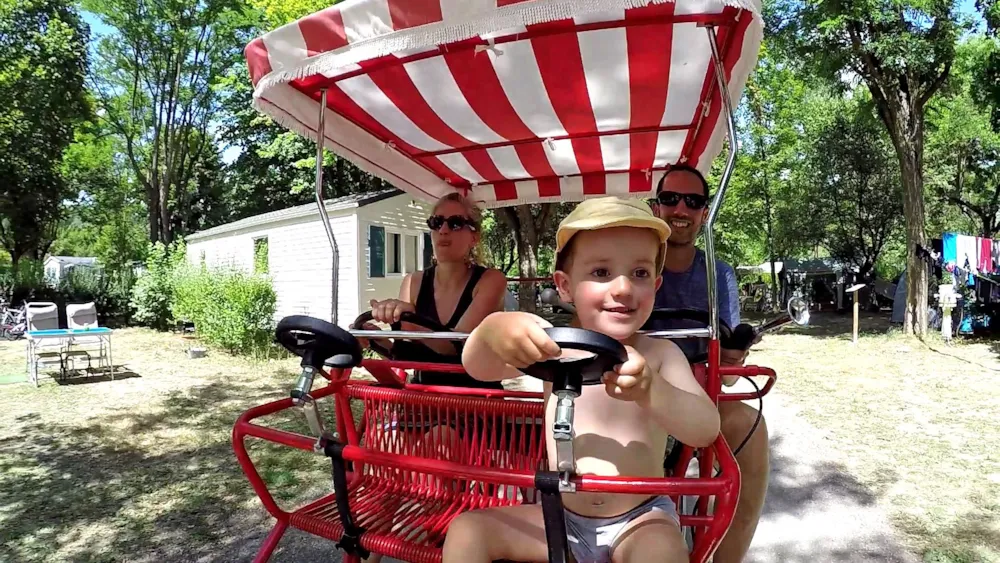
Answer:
[
  {"left": 173, "top": 266, "right": 277, "bottom": 358},
  {"left": 58, "top": 267, "right": 137, "bottom": 327},
  {"left": 0, "top": 259, "right": 137, "bottom": 327},
  {"left": 131, "top": 242, "right": 184, "bottom": 330}
]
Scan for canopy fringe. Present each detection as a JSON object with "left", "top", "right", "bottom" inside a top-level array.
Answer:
[{"left": 252, "top": 0, "right": 760, "bottom": 99}]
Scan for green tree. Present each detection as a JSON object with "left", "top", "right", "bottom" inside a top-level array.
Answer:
[
  {"left": 741, "top": 43, "right": 815, "bottom": 307},
  {"left": 0, "top": 0, "right": 90, "bottom": 266},
  {"left": 480, "top": 210, "right": 517, "bottom": 275},
  {"left": 926, "top": 35, "right": 1000, "bottom": 237},
  {"left": 56, "top": 123, "right": 149, "bottom": 270},
  {"left": 218, "top": 0, "right": 393, "bottom": 222},
  {"left": 805, "top": 93, "right": 904, "bottom": 281},
  {"left": 85, "top": 0, "right": 253, "bottom": 244},
  {"left": 772, "top": 0, "right": 967, "bottom": 336}
]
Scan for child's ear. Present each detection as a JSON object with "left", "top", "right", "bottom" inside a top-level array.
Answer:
[
  {"left": 654, "top": 274, "right": 663, "bottom": 293},
  {"left": 553, "top": 270, "right": 573, "bottom": 303}
]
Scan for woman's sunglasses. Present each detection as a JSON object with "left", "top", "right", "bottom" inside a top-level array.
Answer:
[
  {"left": 652, "top": 191, "right": 709, "bottom": 210},
  {"left": 427, "top": 215, "right": 478, "bottom": 232}
]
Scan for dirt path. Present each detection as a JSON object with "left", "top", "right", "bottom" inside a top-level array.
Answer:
[{"left": 743, "top": 387, "right": 918, "bottom": 563}]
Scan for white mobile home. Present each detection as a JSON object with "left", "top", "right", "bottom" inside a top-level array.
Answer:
[
  {"left": 44, "top": 256, "right": 100, "bottom": 285},
  {"left": 185, "top": 189, "right": 434, "bottom": 328}
]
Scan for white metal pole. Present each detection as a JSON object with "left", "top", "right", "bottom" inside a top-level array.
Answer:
[{"left": 313, "top": 89, "right": 340, "bottom": 326}]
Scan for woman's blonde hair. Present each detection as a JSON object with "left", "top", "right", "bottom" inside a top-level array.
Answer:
[{"left": 431, "top": 192, "right": 487, "bottom": 266}]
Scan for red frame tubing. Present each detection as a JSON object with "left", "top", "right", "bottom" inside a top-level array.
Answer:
[
  {"left": 718, "top": 365, "right": 777, "bottom": 401},
  {"left": 233, "top": 371, "right": 741, "bottom": 563}
]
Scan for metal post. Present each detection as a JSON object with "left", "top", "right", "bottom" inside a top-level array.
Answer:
[
  {"left": 314, "top": 89, "right": 340, "bottom": 325},
  {"left": 703, "top": 26, "right": 739, "bottom": 340}
]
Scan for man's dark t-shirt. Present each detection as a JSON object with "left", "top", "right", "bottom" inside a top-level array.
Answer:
[{"left": 647, "top": 249, "right": 740, "bottom": 359}]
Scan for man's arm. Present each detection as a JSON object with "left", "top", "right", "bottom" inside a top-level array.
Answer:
[
  {"left": 718, "top": 263, "right": 747, "bottom": 379},
  {"left": 638, "top": 340, "right": 720, "bottom": 448}
]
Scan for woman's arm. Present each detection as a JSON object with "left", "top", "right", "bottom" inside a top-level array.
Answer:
[{"left": 453, "top": 268, "right": 508, "bottom": 333}]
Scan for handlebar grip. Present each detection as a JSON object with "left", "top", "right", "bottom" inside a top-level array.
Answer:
[{"left": 724, "top": 323, "right": 756, "bottom": 351}]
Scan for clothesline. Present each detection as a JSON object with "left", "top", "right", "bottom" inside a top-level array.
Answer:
[{"left": 918, "top": 243, "right": 1000, "bottom": 287}]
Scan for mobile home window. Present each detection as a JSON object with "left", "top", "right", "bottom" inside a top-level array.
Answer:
[
  {"left": 387, "top": 232, "right": 402, "bottom": 274},
  {"left": 253, "top": 237, "right": 269, "bottom": 274},
  {"left": 369, "top": 226, "right": 385, "bottom": 278},
  {"left": 405, "top": 235, "right": 418, "bottom": 273}
]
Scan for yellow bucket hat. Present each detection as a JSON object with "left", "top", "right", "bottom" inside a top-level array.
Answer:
[{"left": 556, "top": 196, "right": 671, "bottom": 272}]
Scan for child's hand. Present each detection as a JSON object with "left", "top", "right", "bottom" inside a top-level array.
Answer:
[
  {"left": 602, "top": 345, "right": 652, "bottom": 402},
  {"left": 479, "top": 312, "right": 559, "bottom": 369}
]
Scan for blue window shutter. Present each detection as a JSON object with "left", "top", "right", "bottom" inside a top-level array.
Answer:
[
  {"left": 423, "top": 232, "right": 433, "bottom": 268},
  {"left": 369, "top": 226, "right": 385, "bottom": 278}
]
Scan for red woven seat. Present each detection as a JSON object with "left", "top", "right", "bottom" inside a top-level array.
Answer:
[
  {"left": 235, "top": 367, "right": 741, "bottom": 563},
  {"left": 281, "top": 382, "right": 547, "bottom": 563},
  {"left": 290, "top": 472, "right": 529, "bottom": 563}
]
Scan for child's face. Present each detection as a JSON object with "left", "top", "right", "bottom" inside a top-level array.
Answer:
[{"left": 554, "top": 227, "right": 663, "bottom": 341}]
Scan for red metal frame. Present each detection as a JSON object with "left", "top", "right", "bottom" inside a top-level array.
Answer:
[{"left": 233, "top": 353, "right": 747, "bottom": 563}]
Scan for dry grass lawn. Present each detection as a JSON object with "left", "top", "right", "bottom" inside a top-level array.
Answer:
[
  {"left": 0, "top": 329, "right": 346, "bottom": 562},
  {"left": 0, "top": 316, "right": 997, "bottom": 562},
  {"left": 747, "top": 311, "right": 1000, "bottom": 563}
]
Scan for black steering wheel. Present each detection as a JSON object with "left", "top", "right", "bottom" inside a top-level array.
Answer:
[
  {"left": 522, "top": 327, "right": 628, "bottom": 394},
  {"left": 276, "top": 315, "right": 364, "bottom": 371},
  {"left": 350, "top": 310, "right": 456, "bottom": 360}
]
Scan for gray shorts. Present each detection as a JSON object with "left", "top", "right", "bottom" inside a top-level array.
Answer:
[{"left": 564, "top": 495, "right": 679, "bottom": 563}]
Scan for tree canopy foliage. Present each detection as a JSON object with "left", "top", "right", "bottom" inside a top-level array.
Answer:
[
  {"left": 0, "top": 0, "right": 90, "bottom": 265},
  {"left": 7, "top": 0, "right": 1000, "bottom": 337}
]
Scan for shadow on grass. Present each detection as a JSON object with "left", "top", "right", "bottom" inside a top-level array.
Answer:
[
  {"left": 746, "top": 436, "right": 916, "bottom": 563},
  {"left": 768, "top": 310, "right": 896, "bottom": 340},
  {"left": 55, "top": 369, "right": 142, "bottom": 385},
  {"left": 761, "top": 436, "right": 884, "bottom": 516},
  {"left": 0, "top": 369, "right": 349, "bottom": 563},
  {"left": 893, "top": 503, "right": 1000, "bottom": 563}
]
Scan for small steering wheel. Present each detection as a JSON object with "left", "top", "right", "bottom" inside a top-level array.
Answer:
[
  {"left": 522, "top": 327, "right": 628, "bottom": 394},
  {"left": 276, "top": 315, "right": 364, "bottom": 371},
  {"left": 350, "top": 311, "right": 455, "bottom": 360}
]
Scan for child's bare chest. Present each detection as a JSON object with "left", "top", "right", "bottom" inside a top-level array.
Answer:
[{"left": 543, "top": 387, "right": 668, "bottom": 475}]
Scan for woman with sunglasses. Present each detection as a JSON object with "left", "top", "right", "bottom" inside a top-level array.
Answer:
[{"left": 367, "top": 193, "right": 508, "bottom": 388}]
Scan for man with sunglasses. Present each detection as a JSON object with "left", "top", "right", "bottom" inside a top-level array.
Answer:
[{"left": 650, "top": 165, "right": 768, "bottom": 563}]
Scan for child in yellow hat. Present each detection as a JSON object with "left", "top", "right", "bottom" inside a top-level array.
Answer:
[{"left": 442, "top": 196, "right": 720, "bottom": 563}]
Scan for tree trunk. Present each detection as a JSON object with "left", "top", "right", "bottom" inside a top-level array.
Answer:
[
  {"left": 897, "top": 131, "right": 929, "bottom": 337},
  {"left": 159, "top": 180, "right": 171, "bottom": 244},
  {"left": 147, "top": 183, "right": 159, "bottom": 243},
  {"left": 515, "top": 206, "right": 539, "bottom": 313}
]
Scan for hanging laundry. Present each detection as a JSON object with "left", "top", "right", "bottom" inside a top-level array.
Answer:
[
  {"left": 957, "top": 234, "right": 979, "bottom": 284},
  {"left": 993, "top": 239, "right": 1000, "bottom": 273},
  {"left": 943, "top": 232, "right": 958, "bottom": 264},
  {"left": 981, "top": 237, "right": 993, "bottom": 274}
]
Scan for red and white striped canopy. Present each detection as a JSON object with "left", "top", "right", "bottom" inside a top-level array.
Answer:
[{"left": 245, "top": 0, "right": 763, "bottom": 208}]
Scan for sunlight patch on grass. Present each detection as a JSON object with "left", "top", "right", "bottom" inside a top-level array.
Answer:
[{"left": 754, "top": 314, "right": 1000, "bottom": 562}]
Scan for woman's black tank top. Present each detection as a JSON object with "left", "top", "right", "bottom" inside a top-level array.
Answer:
[{"left": 393, "top": 265, "right": 503, "bottom": 389}]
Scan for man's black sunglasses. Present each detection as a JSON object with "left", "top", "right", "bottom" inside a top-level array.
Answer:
[
  {"left": 651, "top": 191, "right": 709, "bottom": 210},
  {"left": 427, "top": 214, "right": 478, "bottom": 232}
]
